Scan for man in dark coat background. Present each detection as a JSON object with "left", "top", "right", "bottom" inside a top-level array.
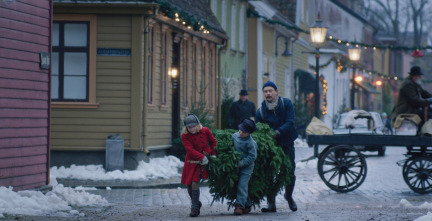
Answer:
[
  {"left": 255, "top": 81, "right": 298, "bottom": 213},
  {"left": 228, "top": 90, "right": 256, "bottom": 130},
  {"left": 390, "top": 66, "right": 432, "bottom": 125}
]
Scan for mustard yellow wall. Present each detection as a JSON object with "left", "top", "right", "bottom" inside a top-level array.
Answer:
[
  {"left": 51, "top": 15, "right": 133, "bottom": 151},
  {"left": 247, "top": 17, "right": 258, "bottom": 104}
]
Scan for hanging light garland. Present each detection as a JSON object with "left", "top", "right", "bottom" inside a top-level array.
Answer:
[
  {"left": 159, "top": 0, "right": 211, "bottom": 34},
  {"left": 321, "top": 76, "right": 327, "bottom": 115},
  {"left": 247, "top": 8, "right": 432, "bottom": 51}
]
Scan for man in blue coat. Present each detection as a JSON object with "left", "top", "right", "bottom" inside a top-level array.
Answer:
[{"left": 255, "top": 81, "right": 298, "bottom": 213}]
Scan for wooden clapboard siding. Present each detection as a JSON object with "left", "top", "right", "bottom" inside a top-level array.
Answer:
[
  {"left": 50, "top": 15, "right": 133, "bottom": 151},
  {"left": 146, "top": 23, "right": 172, "bottom": 147},
  {"left": 0, "top": 146, "right": 48, "bottom": 158},
  {"left": 51, "top": 125, "right": 130, "bottom": 133},
  {"left": 0, "top": 0, "right": 51, "bottom": 190},
  {"left": 0, "top": 173, "right": 47, "bottom": 191}
]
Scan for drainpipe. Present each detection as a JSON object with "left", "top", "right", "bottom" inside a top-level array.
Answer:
[
  {"left": 217, "top": 40, "right": 228, "bottom": 129},
  {"left": 290, "top": 36, "right": 298, "bottom": 100},
  {"left": 142, "top": 8, "right": 158, "bottom": 155}
]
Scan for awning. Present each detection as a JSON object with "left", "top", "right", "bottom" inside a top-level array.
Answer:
[
  {"left": 356, "top": 82, "right": 380, "bottom": 94},
  {"left": 295, "top": 69, "right": 322, "bottom": 94}
]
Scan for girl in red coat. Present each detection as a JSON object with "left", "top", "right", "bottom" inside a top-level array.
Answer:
[{"left": 181, "top": 114, "right": 217, "bottom": 217}]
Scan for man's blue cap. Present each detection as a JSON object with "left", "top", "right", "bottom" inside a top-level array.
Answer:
[{"left": 262, "top": 81, "right": 277, "bottom": 90}]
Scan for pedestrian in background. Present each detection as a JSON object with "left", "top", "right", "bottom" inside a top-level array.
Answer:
[
  {"left": 381, "top": 112, "right": 392, "bottom": 134},
  {"left": 255, "top": 81, "right": 298, "bottom": 213},
  {"left": 390, "top": 66, "right": 432, "bottom": 126},
  {"left": 228, "top": 89, "right": 256, "bottom": 130},
  {"left": 180, "top": 114, "right": 217, "bottom": 217},
  {"left": 232, "top": 119, "right": 257, "bottom": 215}
]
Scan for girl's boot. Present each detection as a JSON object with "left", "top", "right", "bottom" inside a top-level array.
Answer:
[
  {"left": 190, "top": 189, "right": 200, "bottom": 217},
  {"left": 188, "top": 187, "right": 202, "bottom": 209}
]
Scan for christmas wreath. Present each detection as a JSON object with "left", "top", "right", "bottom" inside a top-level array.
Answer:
[{"left": 207, "top": 123, "right": 293, "bottom": 208}]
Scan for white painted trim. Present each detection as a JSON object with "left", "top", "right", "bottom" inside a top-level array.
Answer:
[
  {"left": 257, "top": 19, "right": 263, "bottom": 105},
  {"left": 284, "top": 65, "right": 290, "bottom": 98}
]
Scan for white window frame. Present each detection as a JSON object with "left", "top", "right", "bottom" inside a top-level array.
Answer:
[
  {"left": 211, "top": 0, "right": 217, "bottom": 15},
  {"left": 231, "top": 3, "right": 236, "bottom": 50},
  {"left": 239, "top": 5, "right": 245, "bottom": 52},
  {"left": 221, "top": 0, "right": 226, "bottom": 30}
]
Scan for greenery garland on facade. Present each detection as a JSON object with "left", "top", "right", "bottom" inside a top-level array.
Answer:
[
  {"left": 159, "top": 0, "right": 211, "bottom": 33},
  {"left": 207, "top": 123, "right": 292, "bottom": 208}
]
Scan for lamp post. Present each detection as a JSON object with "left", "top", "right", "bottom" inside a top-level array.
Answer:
[
  {"left": 309, "top": 13, "right": 327, "bottom": 118},
  {"left": 348, "top": 46, "right": 361, "bottom": 110}
]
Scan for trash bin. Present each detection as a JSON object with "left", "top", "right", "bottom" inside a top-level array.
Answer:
[{"left": 105, "top": 133, "right": 124, "bottom": 171}]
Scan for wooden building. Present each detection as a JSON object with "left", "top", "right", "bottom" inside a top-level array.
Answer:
[
  {"left": 0, "top": 0, "right": 52, "bottom": 190},
  {"left": 51, "top": 0, "right": 226, "bottom": 169}
]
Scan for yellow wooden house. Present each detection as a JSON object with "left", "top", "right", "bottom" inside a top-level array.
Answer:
[{"left": 51, "top": 0, "right": 226, "bottom": 169}]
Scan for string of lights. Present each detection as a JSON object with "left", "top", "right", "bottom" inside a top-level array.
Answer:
[
  {"left": 247, "top": 8, "right": 432, "bottom": 51},
  {"left": 159, "top": 0, "right": 211, "bottom": 34}
]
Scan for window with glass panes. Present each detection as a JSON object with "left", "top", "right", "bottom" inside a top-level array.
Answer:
[{"left": 52, "top": 21, "right": 89, "bottom": 101}]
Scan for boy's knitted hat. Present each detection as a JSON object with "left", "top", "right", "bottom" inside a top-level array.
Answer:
[{"left": 238, "top": 119, "right": 256, "bottom": 134}]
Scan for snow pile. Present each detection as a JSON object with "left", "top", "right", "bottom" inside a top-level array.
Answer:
[
  {"left": 294, "top": 138, "right": 318, "bottom": 169},
  {"left": 51, "top": 155, "right": 183, "bottom": 180},
  {"left": 294, "top": 138, "right": 310, "bottom": 149},
  {"left": 0, "top": 176, "right": 108, "bottom": 218},
  {"left": 399, "top": 199, "right": 432, "bottom": 209},
  {"left": 415, "top": 212, "right": 432, "bottom": 221},
  {"left": 399, "top": 199, "right": 432, "bottom": 221}
]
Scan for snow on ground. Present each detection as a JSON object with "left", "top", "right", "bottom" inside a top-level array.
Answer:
[
  {"left": 2, "top": 139, "right": 430, "bottom": 219},
  {"left": 294, "top": 138, "right": 318, "bottom": 169},
  {"left": 0, "top": 176, "right": 108, "bottom": 218},
  {"left": 51, "top": 155, "right": 183, "bottom": 180},
  {"left": 50, "top": 140, "right": 313, "bottom": 180},
  {"left": 400, "top": 200, "right": 432, "bottom": 221},
  {"left": 0, "top": 156, "right": 182, "bottom": 218},
  {"left": 415, "top": 212, "right": 432, "bottom": 221}
]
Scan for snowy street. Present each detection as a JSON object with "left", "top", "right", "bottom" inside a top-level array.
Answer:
[{"left": 1, "top": 139, "right": 432, "bottom": 220}]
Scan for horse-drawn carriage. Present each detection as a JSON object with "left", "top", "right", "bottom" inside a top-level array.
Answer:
[
  {"left": 306, "top": 134, "right": 432, "bottom": 194},
  {"left": 306, "top": 110, "right": 432, "bottom": 194}
]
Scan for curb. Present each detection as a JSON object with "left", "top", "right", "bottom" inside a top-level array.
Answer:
[{"left": 56, "top": 177, "right": 209, "bottom": 189}]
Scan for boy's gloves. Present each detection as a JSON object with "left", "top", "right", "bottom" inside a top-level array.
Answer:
[
  {"left": 200, "top": 156, "right": 209, "bottom": 165},
  {"left": 238, "top": 161, "right": 244, "bottom": 168}
]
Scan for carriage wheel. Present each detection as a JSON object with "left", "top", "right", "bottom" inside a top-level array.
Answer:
[
  {"left": 318, "top": 145, "right": 367, "bottom": 193},
  {"left": 403, "top": 157, "right": 432, "bottom": 194}
]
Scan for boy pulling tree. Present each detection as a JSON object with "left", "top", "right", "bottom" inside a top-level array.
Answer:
[{"left": 232, "top": 119, "right": 257, "bottom": 215}]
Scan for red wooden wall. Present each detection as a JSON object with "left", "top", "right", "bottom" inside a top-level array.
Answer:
[{"left": 0, "top": 0, "right": 51, "bottom": 190}]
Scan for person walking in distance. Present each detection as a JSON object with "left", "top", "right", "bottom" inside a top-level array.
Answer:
[
  {"left": 228, "top": 89, "right": 256, "bottom": 129},
  {"left": 255, "top": 81, "right": 298, "bottom": 213}
]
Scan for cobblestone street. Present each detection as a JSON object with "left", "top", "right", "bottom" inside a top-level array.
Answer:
[{"left": 8, "top": 146, "right": 432, "bottom": 220}]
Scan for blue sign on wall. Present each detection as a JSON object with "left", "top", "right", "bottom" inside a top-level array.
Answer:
[{"left": 97, "top": 48, "right": 131, "bottom": 56}]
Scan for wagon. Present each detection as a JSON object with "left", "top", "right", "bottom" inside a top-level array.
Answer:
[{"left": 306, "top": 134, "right": 432, "bottom": 194}]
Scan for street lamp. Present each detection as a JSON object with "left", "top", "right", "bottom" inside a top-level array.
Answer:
[
  {"left": 275, "top": 35, "right": 292, "bottom": 57},
  {"left": 348, "top": 46, "right": 361, "bottom": 110},
  {"left": 309, "top": 13, "right": 327, "bottom": 118}
]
